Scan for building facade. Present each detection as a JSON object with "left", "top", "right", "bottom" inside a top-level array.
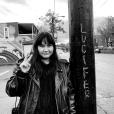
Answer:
[{"left": 0, "top": 22, "right": 39, "bottom": 57}]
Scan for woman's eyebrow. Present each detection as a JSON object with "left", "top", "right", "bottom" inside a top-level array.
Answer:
[{"left": 41, "top": 41, "right": 50, "bottom": 45}]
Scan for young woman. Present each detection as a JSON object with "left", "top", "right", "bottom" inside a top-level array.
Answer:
[{"left": 6, "top": 32, "right": 76, "bottom": 114}]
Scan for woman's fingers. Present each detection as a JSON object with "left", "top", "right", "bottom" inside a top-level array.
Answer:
[
  {"left": 27, "top": 54, "right": 33, "bottom": 63},
  {"left": 20, "top": 62, "right": 31, "bottom": 73},
  {"left": 19, "top": 54, "right": 33, "bottom": 73},
  {"left": 20, "top": 54, "right": 33, "bottom": 72},
  {"left": 24, "top": 53, "right": 33, "bottom": 63}
]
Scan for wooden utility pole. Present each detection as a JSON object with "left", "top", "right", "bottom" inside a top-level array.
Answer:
[
  {"left": 68, "top": 0, "right": 97, "bottom": 114},
  {"left": 52, "top": 15, "right": 55, "bottom": 39}
]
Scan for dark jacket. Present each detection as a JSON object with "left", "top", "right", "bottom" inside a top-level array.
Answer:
[{"left": 6, "top": 59, "right": 76, "bottom": 114}]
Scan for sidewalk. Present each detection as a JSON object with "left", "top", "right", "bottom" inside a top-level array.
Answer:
[{"left": 0, "top": 80, "right": 15, "bottom": 114}]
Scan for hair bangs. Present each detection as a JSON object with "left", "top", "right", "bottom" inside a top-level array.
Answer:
[{"left": 35, "top": 32, "right": 55, "bottom": 46}]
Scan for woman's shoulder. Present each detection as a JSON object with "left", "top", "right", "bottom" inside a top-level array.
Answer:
[
  {"left": 59, "top": 59, "right": 68, "bottom": 63},
  {"left": 58, "top": 59, "right": 69, "bottom": 73},
  {"left": 58, "top": 59, "right": 69, "bottom": 66}
]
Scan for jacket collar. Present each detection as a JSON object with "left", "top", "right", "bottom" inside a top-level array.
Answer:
[{"left": 57, "top": 62, "right": 63, "bottom": 72}]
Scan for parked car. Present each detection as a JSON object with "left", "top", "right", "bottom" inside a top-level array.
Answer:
[{"left": 95, "top": 48, "right": 101, "bottom": 53}]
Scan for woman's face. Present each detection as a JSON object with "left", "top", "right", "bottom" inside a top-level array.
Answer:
[{"left": 37, "top": 39, "right": 54, "bottom": 59}]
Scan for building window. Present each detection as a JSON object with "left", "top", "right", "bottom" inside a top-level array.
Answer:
[{"left": 4, "top": 27, "right": 9, "bottom": 39}]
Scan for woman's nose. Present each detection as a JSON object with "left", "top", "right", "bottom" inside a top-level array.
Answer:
[{"left": 43, "top": 46, "right": 48, "bottom": 51}]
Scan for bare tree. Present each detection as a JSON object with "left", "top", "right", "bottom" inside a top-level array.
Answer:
[
  {"left": 97, "top": 16, "right": 114, "bottom": 47},
  {"left": 38, "top": 9, "right": 65, "bottom": 41}
]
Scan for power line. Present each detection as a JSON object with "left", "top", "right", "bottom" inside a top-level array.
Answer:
[
  {"left": 94, "top": 0, "right": 100, "bottom": 6},
  {"left": 100, "top": 0, "right": 109, "bottom": 8},
  {"left": 53, "top": 0, "right": 55, "bottom": 13},
  {"left": 94, "top": 0, "right": 109, "bottom": 8}
]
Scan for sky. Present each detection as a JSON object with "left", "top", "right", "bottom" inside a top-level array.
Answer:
[
  {"left": 0, "top": 0, "right": 114, "bottom": 43},
  {"left": 0, "top": 0, "right": 114, "bottom": 24},
  {"left": 0, "top": 0, "right": 68, "bottom": 24},
  {"left": 93, "top": 0, "right": 114, "bottom": 18}
]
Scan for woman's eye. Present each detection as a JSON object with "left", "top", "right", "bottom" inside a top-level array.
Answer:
[
  {"left": 39, "top": 44, "right": 53, "bottom": 47},
  {"left": 39, "top": 45, "right": 44, "bottom": 47},
  {"left": 48, "top": 44, "right": 53, "bottom": 46}
]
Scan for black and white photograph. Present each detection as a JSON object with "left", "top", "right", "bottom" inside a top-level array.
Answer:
[{"left": 0, "top": 0, "right": 114, "bottom": 114}]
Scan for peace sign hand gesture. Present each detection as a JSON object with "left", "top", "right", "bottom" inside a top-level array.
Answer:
[{"left": 20, "top": 54, "right": 33, "bottom": 73}]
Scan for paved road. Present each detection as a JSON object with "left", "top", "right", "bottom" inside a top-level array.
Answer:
[
  {"left": 0, "top": 65, "right": 16, "bottom": 114},
  {"left": 95, "top": 54, "right": 114, "bottom": 114},
  {"left": 0, "top": 53, "right": 114, "bottom": 114}
]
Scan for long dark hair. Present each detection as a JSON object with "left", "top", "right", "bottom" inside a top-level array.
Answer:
[{"left": 30, "top": 32, "right": 59, "bottom": 77}]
